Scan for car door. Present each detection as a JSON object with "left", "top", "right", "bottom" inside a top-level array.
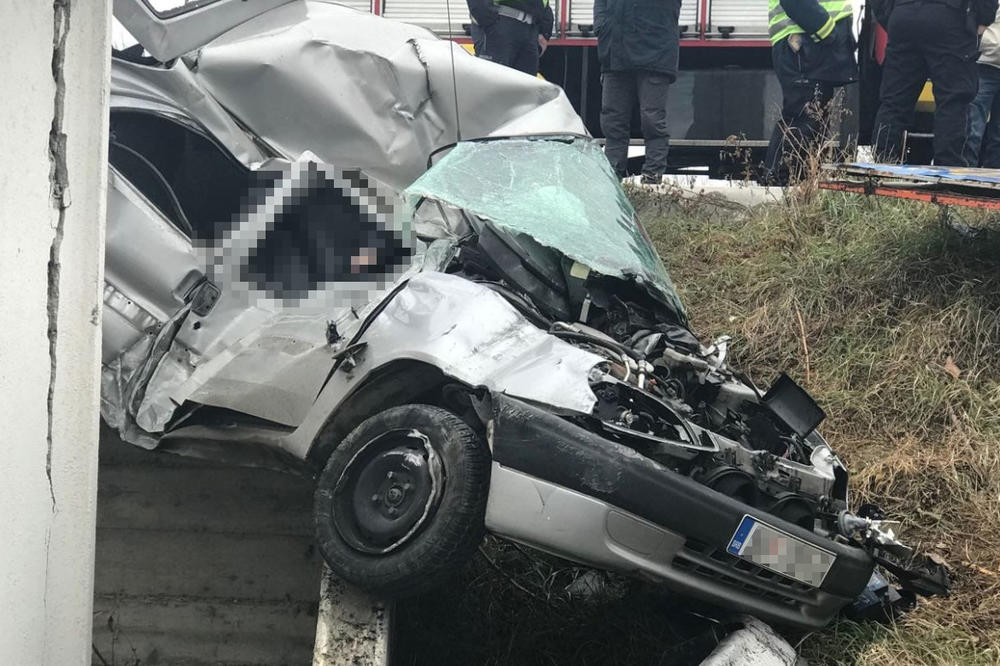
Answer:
[
  {"left": 103, "top": 116, "right": 216, "bottom": 365},
  {"left": 113, "top": 0, "right": 296, "bottom": 62}
]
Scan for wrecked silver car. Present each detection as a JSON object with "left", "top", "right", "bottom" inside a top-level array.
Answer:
[{"left": 106, "top": 0, "right": 946, "bottom": 631}]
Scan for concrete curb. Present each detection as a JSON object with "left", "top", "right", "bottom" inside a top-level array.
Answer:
[
  {"left": 700, "top": 616, "right": 803, "bottom": 666},
  {"left": 312, "top": 567, "right": 393, "bottom": 666}
]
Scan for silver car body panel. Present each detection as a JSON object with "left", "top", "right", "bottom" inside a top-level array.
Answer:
[
  {"left": 113, "top": 0, "right": 296, "bottom": 63},
  {"left": 115, "top": 1, "right": 585, "bottom": 188},
  {"left": 108, "top": 268, "right": 605, "bottom": 455},
  {"left": 189, "top": 1, "right": 585, "bottom": 190},
  {"left": 103, "top": 0, "right": 591, "bottom": 452},
  {"left": 268, "top": 271, "right": 605, "bottom": 459},
  {"left": 103, "top": 168, "right": 204, "bottom": 363},
  {"left": 110, "top": 59, "right": 268, "bottom": 166},
  {"left": 485, "top": 462, "right": 688, "bottom": 572}
]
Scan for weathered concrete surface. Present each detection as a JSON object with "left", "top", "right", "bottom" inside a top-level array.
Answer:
[
  {"left": 0, "top": 1, "right": 110, "bottom": 664},
  {"left": 313, "top": 567, "right": 392, "bottom": 666},
  {"left": 631, "top": 175, "right": 786, "bottom": 208},
  {"left": 700, "top": 616, "right": 801, "bottom": 666},
  {"left": 92, "top": 425, "right": 322, "bottom": 665}
]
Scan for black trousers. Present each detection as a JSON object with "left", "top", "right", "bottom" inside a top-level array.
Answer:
[
  {"left": 471, "top": 16, "right": 540, "bottom": 76},
  {"left": 763, "top": 35, "right": 841, "bottom": 185},
  {"left": 600, "top": 70, "right": 671, "bottom": 179},
  {"left": 873, "top": 1, "right": 979, "bottom": 165},
  {"left": 764, "top": 78, "right": 836, "bottom": 185}
]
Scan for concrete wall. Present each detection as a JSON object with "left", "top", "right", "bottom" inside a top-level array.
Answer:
[
  {"left": 0, "top": 1, "right": 110, "bottom": 664},
  {"left": 92, "top": 425, "right": 322, "bottom": 665}
]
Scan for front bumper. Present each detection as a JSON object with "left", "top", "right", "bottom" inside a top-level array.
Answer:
[{"left": 484, "top": 395, "right": 875, "bottom": 629}]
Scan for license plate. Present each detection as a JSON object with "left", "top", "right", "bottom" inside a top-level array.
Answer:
[{"left": 726, "top": 515, "right": 836, "bottom": 588}]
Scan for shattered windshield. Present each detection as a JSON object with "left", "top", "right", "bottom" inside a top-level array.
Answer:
[{"left": 403, "top": 136, "right": 686, "bottom": 321}]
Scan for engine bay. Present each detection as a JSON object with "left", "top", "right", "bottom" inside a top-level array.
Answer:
[
  {"left": 447, "top": 220, "right": 844, "bottom": 530},
  {"left": 439, "top": 217, "right": 950, "bottom": 604}
]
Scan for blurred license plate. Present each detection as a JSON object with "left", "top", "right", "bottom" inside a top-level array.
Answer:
[{"left": 726, "top": 515, "right": 836, "bottom": 587}]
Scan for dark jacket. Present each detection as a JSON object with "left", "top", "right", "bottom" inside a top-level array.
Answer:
[
  {"left": 893, "top": 0, "right": 999, "bottom": 26},
  {"left": 467, "top": 0, "right": 554, "bottom": 39},
  {"left": 778, "top": 0, "right": 841, "bottom": 37},
  {"left": 594, "top": 0, "right": 681, "bottom": 77},
  {"left": 773, "top": 4, "right": 857, "bottom": 85}
]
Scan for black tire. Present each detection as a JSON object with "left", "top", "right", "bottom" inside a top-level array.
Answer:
[{"left": 314, "top": 404, "right": 490, "bottom": 598}]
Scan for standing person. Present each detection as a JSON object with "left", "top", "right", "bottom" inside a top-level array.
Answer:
[
  {"left": 594, "top": 0, "right": 681, "bottom": 184},
  {"left": 873, "top": 0, "right": 997, "bottom": 166},
  {"left": 762, "top": 0, "right": 857, "bottom": 186},
  {"left": 467, "top": 0, "right": 553, "bottom": 76},
  {"left": 965, "top": 7, "right": 1000, "bottom": 167}
]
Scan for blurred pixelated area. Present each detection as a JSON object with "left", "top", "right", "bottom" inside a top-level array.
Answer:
[{"left": 202, "top": 159, "right": 414, "bottom": 310}]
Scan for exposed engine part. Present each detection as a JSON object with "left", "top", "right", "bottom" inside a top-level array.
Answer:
[
  {"left": 838, "top": 509, "right": 951, "bottom": 598},
  {"left": 591, "top": 378, "right": 710, "bottom": 462},
  {"left": 446, "top": 221, "right": 950, "bottom": 606},
  {"left": 701, "top": 466, "right": 757, "bottom": 505},
  {"left": 702, "top": 335, "right": 731, "bottom": 370},
  {"left": 589, "top": 371, "right": 842, "bottom": 505},
  {"left": 839, "top": 511, "right": 912, "bottom": 559},
  {"left": 847, "top": 571, "right": 916, "bottom": 622}
]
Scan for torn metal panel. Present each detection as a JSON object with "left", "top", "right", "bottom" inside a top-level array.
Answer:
[
  {"left": 112, "top": 0, "right": 295, "bottom": 63},
  {"left": 188, "top": 1, "right": 585, "bottom": 190},
  {"left": 364, "top": 273, "right": 602, "bottom": 406},
  {"left": 101, "top": 333, "right": 157, "bottom": 448},
  {"left": 284, "top": 271, "right": 605, "bottom": 459},
  {"left": 102, "top": 303, "right": 193, "bottom": 448},
  {"left": 333, "top": 272, "right": 604, "bottom": 415},
  {"left": 177, "top": 324, "right": 338, "bottom": 427},
  {"left": 111, "top": 59, "right": 266, "bottom": 166}
]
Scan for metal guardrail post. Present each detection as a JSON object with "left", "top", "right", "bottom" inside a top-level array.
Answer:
[{"left": 312, "top": 566, "right": 393, "bottom": 666}]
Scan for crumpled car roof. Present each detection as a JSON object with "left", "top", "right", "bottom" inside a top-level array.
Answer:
[{"left": 181, "top": 1, "right": 586, "bottom": 190}]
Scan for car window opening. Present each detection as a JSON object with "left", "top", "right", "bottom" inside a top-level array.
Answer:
[
  {"left": 243, "top": 177, "right": 412, "bottom": 298},
  {"left": 108, "top": 109, "right": 253, "bottom": 242}
]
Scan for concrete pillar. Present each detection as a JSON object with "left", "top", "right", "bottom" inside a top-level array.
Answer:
[
  {"left": 313, "top": 567, "right": 393, "bottom": 666},
  {"left": 0, "top": 1, "right": 111, "bottom": 664}
]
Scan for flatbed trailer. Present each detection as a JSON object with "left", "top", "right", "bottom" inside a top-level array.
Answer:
[{"left": 822, "top": 163, "right": 1000, "bottom": 212}]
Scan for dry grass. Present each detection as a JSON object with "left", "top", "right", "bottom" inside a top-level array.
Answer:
[
  {"left": 399, "top": 188, "right": 1000, "bottom": 664},
  {"left": 634, "top": 187, "right": 1000, "bottom": 665}
]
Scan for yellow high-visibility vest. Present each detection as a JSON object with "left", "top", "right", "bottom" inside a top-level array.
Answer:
[{"left": 768, "top": 0, "right": 852, "bottom": 45}]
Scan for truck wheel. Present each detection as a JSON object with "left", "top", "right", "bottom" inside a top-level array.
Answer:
[{"left": 314, "top": 404, "right": 490, "bottom": 598}]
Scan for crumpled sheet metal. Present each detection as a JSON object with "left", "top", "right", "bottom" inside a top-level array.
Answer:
[
  {"left": 404, "top": 137, "right": 687, "bottom": 320},
  {"left": 101, "top": 333, "right": 159, "bottom": 450},
  {"left": 104, "top": 152, "right": 423, "bottom": 438},
  {"left": 189, "top": 1, "right": 585, "bottom": 191},
  {"left": 284, "top": 270, "right": 605, "bottom": 458},
  {"left": 363, "top": 272, "right": 604, "bottom": 415},
  {"left": 101, "top": 304, "right": 196, "bottom": 448},
  {"left": 110, "top": 59, "right": 266, "bottom": 167}
]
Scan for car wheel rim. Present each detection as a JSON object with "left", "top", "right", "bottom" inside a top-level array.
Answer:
[{"left": 332, "top": 428, "right": 444, "bottom": 555}]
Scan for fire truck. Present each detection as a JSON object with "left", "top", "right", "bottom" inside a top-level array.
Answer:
[{"left": 340, "top": 0, "right": 879, "bottom": 174}]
